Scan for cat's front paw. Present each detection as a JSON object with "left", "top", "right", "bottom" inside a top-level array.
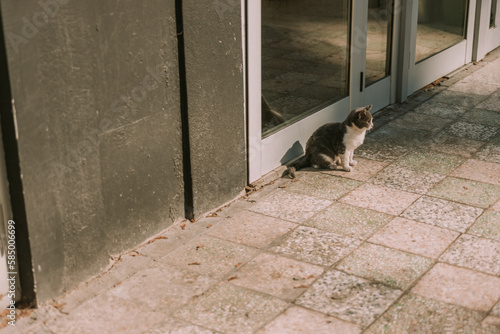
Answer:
[
  {"left": 349, "top": 160, "right": 358, "bottom": 166},
  {"left": 342, "top": 165, "right": 352, "bottom": 172}
]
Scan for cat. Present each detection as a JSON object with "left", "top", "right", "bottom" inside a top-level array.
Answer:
[{"left": 286, "top": 105, "right": 373, "bottom": 178}]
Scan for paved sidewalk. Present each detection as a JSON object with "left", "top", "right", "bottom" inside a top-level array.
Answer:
[{"left": 3, "top": 49, "right": 500, "bottom": 333}]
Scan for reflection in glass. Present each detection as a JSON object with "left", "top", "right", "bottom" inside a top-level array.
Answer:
[
  {"left": 491, "top": 0, "right": 497, "bottom": 28},
  {"left": 366, "top": 0, "right": 394, "bottom": 86},
  {"left": 416, "top": 0, "right": 468, "bottom": 63},
  {"left": 261, "top": 0, "right": 350, "bottom": 136}
]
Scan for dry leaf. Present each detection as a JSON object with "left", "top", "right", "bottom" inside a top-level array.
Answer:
[
  {"left": 227, "top": 276, "right": 238, "bottom": 282},
  {"left": 180, "top": 224, "right": 186, "bottom": 230},
  {"left": 206, "top": 224, "right": 213, "bottom": 228},
  {"left": 294, "top": 285, "right": 308, "bottom": 289},
  {"left": 188, "top": 262, "right": 201, "bottom": 266},
  {"left": 207, "top": 213, "right": 218, "bottom": 217},
  {"left": 196, "top": 245, "right": 205, "bottom": 250},
  {"left": 306, "top": 274, "right": 315, "bottom": 279},
  {"left": 114, "top": 282, "right": 122, "bottom": 287},
  {"left": 147, "top": 236, "right": 168, "bottom": 244},
  {"left": 278, "top": 185, "right": 287, "bottom": 188},
  {"left": 235, "top": 262, "right": 243, "bottom": 268}
]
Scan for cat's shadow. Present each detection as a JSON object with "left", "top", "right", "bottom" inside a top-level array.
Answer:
[{"left": 280, "top": 141, "right": 304, "bottom": 166}]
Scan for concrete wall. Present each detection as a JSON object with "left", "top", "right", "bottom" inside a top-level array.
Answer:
[
  {"left": 183, "top": 0, "right": 246, "bottom": 217},
  {"left": 0, "top": 0, "right": 185, "bottom": 302}
]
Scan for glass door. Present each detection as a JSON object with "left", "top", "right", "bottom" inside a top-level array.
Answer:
[
  {"left": 407, "top": 0, "right": 476, "bottom": 94},
  {"left": 247, "top": 0, "right": 396, "bottom": 182},
  {"left": 248, "top": 0, "right": 352, "bottom": 182},
  {"left": 475, "top": 0, "right": 500, "bottom": 60}
]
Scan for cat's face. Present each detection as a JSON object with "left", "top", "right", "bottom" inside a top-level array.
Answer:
[{"left": 348, "top": 105, "right": 373, "bottom": 130}]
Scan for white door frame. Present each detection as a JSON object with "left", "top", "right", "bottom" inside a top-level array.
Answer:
[{"left": 474, "top": 0, "right": 500, "bottom": 60}]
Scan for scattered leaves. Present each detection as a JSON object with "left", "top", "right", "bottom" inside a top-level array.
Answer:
[
  {"left": 278, "top": 185, "right": 287, "bottom": 188},
  {"left": 235, "top": 262, "right": 243, "bottom": 268},
  {"left": 207, "top": 212, "right": 218, "bottom": 218},
  {"left": 196, "top": 245, "right": 205, "bottom": 251},
  {"left": 294, "top": 285, "right": 308, "bottom": 289},
  {"left": 291, "top": 178, "right": 300, "bottom": 182},
  {"left": 306, "top": 274, "right": 315, "bottom": 279},
  {"left": 188, "top": 262, "right": 201, "bottom": 266},
  {"left": 114, "top": 282, "right": 122, "bottom": 287},
  {"left": 227, "top": 276, "right": 238, "bottom": 282},
  {"left": 206, "top": 224, "right": 213, "bottom": 229},
  {"left": 180, "top": 224, "right": 186, "bottom": 230},
  {"left": 147, "top": 236, "right": 168, "bottom": 244}
]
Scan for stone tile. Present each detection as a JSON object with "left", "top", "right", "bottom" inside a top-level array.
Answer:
[
  {"left": 390, "top": 112, "right": 453, "bottom": 134},
  {"left": 492, "top": 199, "right": 500, "bottom": 212},
  {"left": 107, "top": 264, "right": 215, "bottom": 312},
  {"left": 256, "top": 306, "right": 362, "bottom": 334},
  {"left": 401, "top": 196, "right": 483, "bottom": 232},
  {"left": 336, "top": 243, "right": 433, "bottom": 289},
  {"left": 356, "top": 139, "right": 409, "bottom": 162},
  {"left": 483, "top": 316, "right": 500, "bottom": 328},
  {"left": 430, "top": 90, "right": 489, "bottom": 109},
  {"left": 428, "top": 177, "right": 500, "bottom": 209},
  {"left": 461, "top": 108, "right": 500, "bottom": 126},
  {"left": 492, "top": 301, "right": 500, "bottom": 317},
  {"left": 158, "top": 234, "right": 259, "bottom": 280},
  {"left": 206, "top": 210, "right": 297, "bottom": 249},
  {"left": 250, "top": 189, "right": 333, "bottom": 223},
  {"left": 368, "top": 217, "right": 459, "bottom": 258},
  {"left": 396, "top": 150, "right": 466, "bottom": 175},
  {"left": 143, "top": 318, "right": 217, "bottom": 334},
  {"left": 413, "top": 100, "right": 469, "bottom": 119},
  {"left": 305, "top": 203, "right": 393, "bottom": 240},
  {"left": 174, "top": 283, "right": 288, "bottom": 334},
  {"left": 322, "top": 158, "right": 388, "bottom": 181},
  {"left": 286, "top": 173, "right": 361, "bottom": 200},
  {"left": 440, "top": 234, "right": 500, "bottom": 276},
  {"left": 269, "top": 226, "right": 362, "bottom": 266},
  {"left": 295, "top": 270, "right": 402, "bottom": 327},
  {"left": 371, "top": 164, "right": 445, "bottom": 194},
  {"left": 468, "top": 211, "right": 500, "bottom": 241},
  {"left": 446, "top": 121, "right": 498, "bottom": 141},
  {"left": 365, "top": 293, "right": 499, "bottom": 334},
  {"left": 412, "top": 263, "right": 500, "bottom": 312},
  {"left": 476, "top": 89, "right": 500, "bottom": 112},
  {"left": 476, "top": 142, "right": 500, "bottom": 164},
  {"left": 451, "top": 159, "right": 500, "bottom": 186},
  {"left": 367, "top": 124, "right": 432, "bottom": 147},
  {"left": 229, "top": 253, "right": 323, "bottom": 301},
  {"left": 340, "top": 184, "right": 420, "bottom": 215},
  {"left": 449, "top": 79, "right": 500, "bottom": 96},
  {"left": 422, "top": 132, "right": 485, "bottom": 158}
]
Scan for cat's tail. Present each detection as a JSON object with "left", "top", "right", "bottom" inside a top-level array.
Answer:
[{"left": 284, "top": 155, "right": 309, "bottom": 179}]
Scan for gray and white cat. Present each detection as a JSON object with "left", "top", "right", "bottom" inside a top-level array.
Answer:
[{"left": 286, "top": 105, "right": 373, "bottom": 178}]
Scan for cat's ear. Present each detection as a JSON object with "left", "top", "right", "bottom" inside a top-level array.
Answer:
[
  {"left": 365, "top": 104, "right": 373, "bottom": 111},
  {"left": 358, "top": 110, "right": 364, "bottom": 119}
]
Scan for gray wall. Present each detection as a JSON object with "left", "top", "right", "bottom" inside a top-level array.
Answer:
[
  {"left": 1, "top": 0, "right": 185, "bottom": 302},
  {"left": 183, "top": 0, "right": 246, "bottom": 217}
]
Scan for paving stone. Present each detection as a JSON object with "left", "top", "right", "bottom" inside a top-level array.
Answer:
[
  {"left": 322, "top": 158, "right": 388, "bottom": 181},
  {"left": 449, "top": 79, "right": 500, "bottom": 96},
  {"left": 493, "top": 200, "right": 500, "bottom": 212},
  {"left": 461, "top": 108, "right": 500, "bottom": 126},
  {"left": 492, "top": 301, "right": 500, "bottom": 317},
  {"left": 468, "top": 211, "right": 500, "bottom": 241},
  {"left": 305, "top": 202, "right": 393, "bottom": 240},
  {"left": 446, "top": 121, "right": 498, "bottom": 141},
  {"left": 368, "top": 217, "right": 459, "bottom": 258},
  {"left": 256, "top": 306, "right": 362, "bottom": 334},
  {"left": 158, "top": 234, "right": 259, "bottom": 280},
  {"left": 295, "top": 270, "right": 402, "bottom": 327},
  {"left": 422, "top": 132, "right": 485, "bottom": 158},
  {"left": 366, "top": 124, "right": 432, "bottom": 147},
  {"left": 250, "top": 189, "right": 333, "bottom": 223},
  {"left": 340, "top": 184, "right": 420, "bottom": 215},
  {"left": 412, "top": 263, "right": 500, "bottom": 312},
  {"left": 286, "top": 173, "right": 361, "bottom": 200},
  {"left": 396, "top": 150, "right": 466, "bottom": 175},
  {"left": 430, "top": 90, "right": 489, "bottom": 108},
  {"left": 269, "top": 226, "right": 362, "bottom": 266},
  {"left": 413, "top": 100, "right": 469, "bottom": 118},
  {"left": 365, "top": 293, "right": 499, "bottom": 334},
  {"left": 174, "top": 283, "right": 288, "bottom": 334},
  {"left": 428, "top": 177, "right": 500, "bottom": 209},
  {"left": 476, "top": 142, "right": 500, "bottom": 164},
  {"left": 401, "top": 196, "right": 483, "bottom": 232},
  {"left": 476, "top": 89, "right": 500, "bottom": 112},
  {"left": 336, "top": 243, "right": 433, "bottom": 289},
  {"left": 451, "top": 159, "right": 500, "bottom": 186},
  {"left": 440, "top": 234, "right": 500, "bottom": 276},
  {"left": 229, "top": 253, "right": 323, "bottom": 301},
  {"left": 356, "top": 139, "right": 409, "bottom": 162},
  {"left": 371, "top": 164, "right": 445, "bottom": 194},
  {"left": 107, "top": 264, "right": 216, "bottom": 312},
  {"left": 206, "top": 210, "right": 297, "bottom": 249},
  {"left": 390, "top": 112, "right": 453, "bottom": 134},
  {"left": 143, "top": 318, "right": 217, "bottom": 334}
]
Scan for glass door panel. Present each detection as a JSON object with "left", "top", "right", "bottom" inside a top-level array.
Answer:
[
  {"left": 415, "top": 0, "right": 468, "bottom": 63},
  {"left": 366, "top": 0, "right": 393, "bottom": 86},
  {"left": 261, "top": 0, "right": 350, "bottom": 137}
]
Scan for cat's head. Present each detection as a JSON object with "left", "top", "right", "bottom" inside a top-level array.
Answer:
[{"left": 347, "top": 105, "right": 373, "bottom": 130}]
